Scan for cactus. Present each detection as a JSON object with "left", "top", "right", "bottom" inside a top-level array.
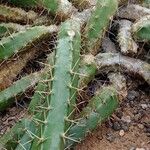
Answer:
[
  {"left": 0, "top": 118, "right": 33, "bottom": 150},
  {"left": 143, "top": 0, "right": 150, "bottom": 8},
  {"left": 83, "top": 0, "right": 118, "bottom": 55},
  {"left": 117, "top": 4, "right": 150, "bottom": 21},
  {"left": 0, "top": 25, "right": 57, "bottom": 61},
  {"left": 28, "top": 52, "right": 55, "bottom": 114},
  {"left": 0, "top": 46, "right": 38, "bottom": 91},
  {"left": 118, "top": 20, "right": 138, "bottom": 54},
  {"left": 132, "top": 15, "right": 150, "bottom": 41},
  {"left": 30, "top": 19, "right": 81, "bottom": 150},
  {"left": 0, "top": 22, "right": 27, "bottom": 38},
  {"left": 0, "top": 71, "right": 43, "bottom": 111},
  {"left": 95, "top": 53, "right": 150, "bottom": 84},
  {"left": 0, "top": 85, "right": 118, "bottom": 149},
  {"left": 0, "top": 4, "right": 38, "bottom": 24},
  {"left": 66, "top": 86, "right": 118, "bottom": 148},
  {"left": 79, "top": 54, "right": 97, "bottom": 88},
  {"left": 36, "top": 0, "right": 77, "bottom": 19}
]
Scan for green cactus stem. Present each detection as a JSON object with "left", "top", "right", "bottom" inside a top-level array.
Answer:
[
  {"left": 132, "top": 15, "right": 150, "bottom": 41},
  {"left": 0, "top": 119, "right": 33, "bottom": 150},
  {"left": 118, "top": 19, "right": 138, "bottom": 54},
  {"left": 31, "top": 19, "right": 81, "bottom": 150},
  {"left": 79, "top": 54, "right": 97, "bottom": 88},
  {"left": 0, "top": 25, "right": 58, "bottom": 61},
  {"left": 95, "top": 53, "right": 150, "bottom": 84},
  {"left": 83, "top": 0, "right": 118, "bottom": 55},
  {"left": 66, "top": 86, "right": 118, "bottom": 148},
  {"left": 0, "top": 4, "right": 38, "bottom": 24},
  {"left": 0, "top": 47, "right": 38, "bottom": 91},
  {"left": 143, "top": 0, "right": 150, "bottom": 8},
  {"left": 0, "top": 71, "right": 43, "bottom": 111},
  {"left": 117, "top": 4, "right": 150, "bottom": 21},
  {"left": 0, "top": 22, "right": 28, "bottom": 38},
  {"left": 40, "top": 0, "right": 77, "bottom": 20},
  {"left": 28, "top": 52, "right": 55, "bottom": 114},
  {"left": 15, "top": 55, "right": 55, "bottom": 150}
]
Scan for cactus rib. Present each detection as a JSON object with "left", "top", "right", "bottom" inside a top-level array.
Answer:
[
  {"left": 132, "top": 15, "right": 150, "bottom": 41},
  {"left": 118, "top": 20, "right": 138, "bottom": 54},
  {"left": 66, "top": 86, "right": 118, "bottom": 147},
  {"left": 83, "top": 0, "right": 118, "bottom": 55},
  {"left": 0, "top": 25, "right": 58, "bottom": 60}
]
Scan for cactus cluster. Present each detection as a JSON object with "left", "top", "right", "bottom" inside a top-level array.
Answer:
[{"left": 0, "top": 0, "right": 150, "bottom": 150}]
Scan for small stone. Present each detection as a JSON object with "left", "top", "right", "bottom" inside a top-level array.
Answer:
[
  {"left": 135, "top": 148, "right": 145, "bottom": 150},
  {"left": 119, "top": 130, "right": 125, "bottom": 137},
  {"left": 115, "top": 110, "right": 123, "bottom": 119},
  {"left": 106, "top": 132, "right": 115, "bottom": 142},
  {"left": 141, "top": 104, "right": 148, "bottom": 109},
  {"left": 127, "top": 90, "right": 140, "bottom": 101},
  {"left": 112, "top": 121, "right": 121, "bottom": 131},
  {"left": 130, "top": 147, "right": 136, "bottom": 150},
  {"left": 121, "top": 122, "right": 129, "bottom": 132},
  {"left": 137, "top": 124, "right": 144, "bottom": 129},
  {"left": 121, "top": 115, "right": 131, "bottom": 123}
]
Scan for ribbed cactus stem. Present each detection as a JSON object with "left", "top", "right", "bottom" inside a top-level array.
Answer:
[
  {"left": 0, "top": 119, "right": 33, "bottom": 150},
  {"left": 40, "top": 0, "right": 77, "bottom": 19},
  {"left": 0, "top": 23, "right": 27, "bottom": 38},
  {"left": 0, "top": 4, "right": 38, "bottom": 24},
  {"left": 143, "top": 0, "right": 150, "bottom": 8},
  {"left": 132, "top": 15, "right": 150, "bottom": 41},
  {"left": 31, "top": 19, "right": 81, "bottom": 150},
  {"left": 83, "top": 0, "right": 118, "bottom": 55},
  {"left": 66, "top": 86, "right": 118, "bottom": 148},
  {"left": 0, "top": 71, "right": 43, "bottom": 111},
  {"left": 117, "top": 4, "right": 150, "bottom": 20},
  {"left": 79, "top": 54, "right": 97, "bottom": 88},
  {"left": 118, "top": 19, "right": 138, "bottom": 54},
  {"left": 95, "top": 53, "right": 150, "bottom": 84},
  {"left": 28, "top": 52, "right": 55, "bottom": 114},
  {"left": 0, "top": 25, "right": 58, "bottom": 61}
]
